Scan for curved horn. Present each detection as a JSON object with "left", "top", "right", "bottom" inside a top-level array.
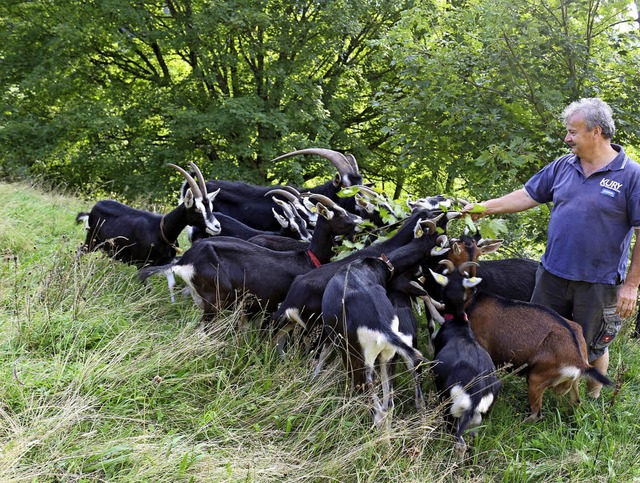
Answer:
[
  {"left": 307, "top": 193, "right": 350, "bottom": 216},
  {"left": 265, "top": 188, "right": 299, "bottom": 203},
  {"left": 438, "top": 259, "right": 456, "bottom": 275},
  {"left": 354, "top": 185, "right": 379, "bottom": 198},
  {"left": 279, "top": 185, "right": 303, "bottom": 197},
  {"left": 418, "top": 218, "right": 437, "bottom": 235},
  {"left": 188, "top": 162, "right": 209, "bottom": 197},
  {"left": 270, "top": 148, "right": 354, "bottom": 175},
  {"left": 458, "top": 261, "right": 480, "bottom": 276},
  {"left": 168, "top": 164, "right": 202, "bottom": 199},
  {"left": 344, "top": 153, "right": 360, "bottom": 174},
  {"left": 306, "top": 193, "right": 338, "bottom": 208}
]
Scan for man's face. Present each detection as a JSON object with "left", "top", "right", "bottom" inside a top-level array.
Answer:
[{"left": 564, "top": 113, "right": 599, "bottom": 157}]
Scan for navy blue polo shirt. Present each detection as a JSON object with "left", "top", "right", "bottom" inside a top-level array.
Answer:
[{"left": 524, "top": 145, "right": 640, "bottom": 284}]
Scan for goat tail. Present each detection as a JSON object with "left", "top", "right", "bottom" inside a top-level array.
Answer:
[
  {"left": 138, "top": 263, "right": 173, "bottom": 282},
  {"left": 387, "top": 331, "right": 425, "bottom": 368},
  {"left": 582, "top": 367, "right": 614, "bottom": 387}
]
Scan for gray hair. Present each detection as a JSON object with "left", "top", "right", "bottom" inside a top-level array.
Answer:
[{"left": 561, "top": 98, "right": 615, "bottom": 139}]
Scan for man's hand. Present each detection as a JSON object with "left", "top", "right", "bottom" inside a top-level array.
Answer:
[
  {"left": 461, "top": 202, "right": 487, "bottom": 221},
  {"left": 617, "top": 283, "right": 638, "bottom": 319}
]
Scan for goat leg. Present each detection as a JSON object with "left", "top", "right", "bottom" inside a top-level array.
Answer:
[
  {"left": 365, "top": 366, "right": 387, "bottom": 427},
  {"left": 524, "top": 372, "right": 549, "bottom": 422}
]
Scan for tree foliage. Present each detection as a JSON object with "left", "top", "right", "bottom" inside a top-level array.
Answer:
[
  {"left": 0, "top": 0, "right": 639, "bottom": 216},
  {"left": 0, "top": 0, "right": 411, "bottom": 200}
]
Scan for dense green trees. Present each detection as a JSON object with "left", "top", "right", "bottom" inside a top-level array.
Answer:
[{"left": 1, "top": 0, "right": 638, "bottom": 207}]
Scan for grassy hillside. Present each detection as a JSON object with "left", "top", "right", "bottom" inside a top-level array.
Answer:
[{"left": 1, "top": 181, "right": 639, "bottom": 482}]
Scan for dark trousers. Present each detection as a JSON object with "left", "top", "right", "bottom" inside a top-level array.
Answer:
[{"left": 530, "top": 265, "right": 621, "bottom": 362}]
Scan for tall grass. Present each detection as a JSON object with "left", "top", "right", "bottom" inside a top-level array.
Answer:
[{"left": 1, "top": 181, "right": 639, "bottom": 482}]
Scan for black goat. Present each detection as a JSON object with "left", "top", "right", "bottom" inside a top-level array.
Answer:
[
  {"left": 76, "top": 163, "right": 221, "bottom": 268},
  {"left": 384, "top": 270, "right": 433, "bottom": 406},
  {"left": 315, "top": 219, "right": 446, "bottom": 386},
  {"left": 187, "top": 192, "right": 312, "bottom": 243},
  {"left": 193, "top": 148, "right": 363, "bottom": 232},
  {"left": 139, "top": 196, "right": 363, "bottom": 329},
  {"left": 212, "top": 198, "right": 312, "bottom": 243},
  {"left": 429, "top": 260, "right": 501, "bottom": 454},
  {"left": 249, "top": 194, "right": 362, "bottom": 265},
  {"left": 272, "top": 207, "right": 459, "bottom": 353},
  {"left": 475, "top": 257, "right": 538, "bottom": 301},
  {"left": 318, "top": 254, "right": 426, "bottom": 426}
]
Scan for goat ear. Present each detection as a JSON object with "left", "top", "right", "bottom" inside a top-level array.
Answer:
[
  {"left": 316, "top": 203, "right": 334, "bottom": 220},
  {"left": 184, "top": 189, "right": 195, "bottom": 208},
  {"left": 207, "top": 188, "right": 220, "bottom": 202},
  {"left": 478, "top": 239, "right": 503, "bottom": 255},
  {"left": 429, "top": 269, "right": 449, "bottom": 287},
  {"left": 272, "top": 208, "right": 289, "bottom": 228},
  {"left": 414, "top": 221, "right": 424, "bottom": 238},
  {"left": 430, "top": 246, "right": 450, "bottom": 256},
  {"left": 453, "top": 241, "right": 462, "bottom": 255},
  {"left": 463, "top": 276, "right": 482, "bottom": 289},
  {"left": 332, "top": 172, "right": 342, "bottom": 188}
]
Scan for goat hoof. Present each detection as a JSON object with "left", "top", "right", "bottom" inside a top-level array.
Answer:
[
  {"left": 454, "top": 440, "right": 467, "bottom": 457},
  {"left": 588, "top": 388, "right": 602, "bottom": 399},
  {"left": 523, "top": 413, "right": 543, "bottom": 423}
]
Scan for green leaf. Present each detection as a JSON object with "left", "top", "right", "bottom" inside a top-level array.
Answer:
[{"left": 466, "top": 204, "right": 486, "bottom": 213}]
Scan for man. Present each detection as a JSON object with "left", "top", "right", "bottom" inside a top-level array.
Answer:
[{"left": 464, "top": 98, "right": 640, "bottom": 397}]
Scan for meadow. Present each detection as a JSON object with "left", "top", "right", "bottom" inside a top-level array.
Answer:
[{"left": 1, "top": 181, "right": 639, "bottom": 482}]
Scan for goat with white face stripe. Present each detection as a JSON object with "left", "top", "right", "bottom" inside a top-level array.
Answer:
[
  {"left": 139, "top": 195, "right": 363, "bottom": 329},
  {"left": 76, "top": 162, "right": 221, "bottom": 269}
]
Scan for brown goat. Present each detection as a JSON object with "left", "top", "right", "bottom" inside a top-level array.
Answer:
[{"left": 465, "top": 293, "right": 613, "bottom": 421}]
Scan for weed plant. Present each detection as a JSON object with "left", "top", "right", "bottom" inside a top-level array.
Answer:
[{"left": 1, "top": 182, "right": 639, "bottom": 482}]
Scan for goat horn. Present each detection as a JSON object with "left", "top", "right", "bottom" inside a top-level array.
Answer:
[
  {"left": 265, "top": 188, "right": 299, "bottom": 203},
  {"left": 270, "top": 148, "right": 355, "bottom": 176},
  {"left": 418, "top": 218, "right": 437, "bottom": 234},
  {"left": 305, "top": 193, "right": 336, "bottom": 207},
  {"left": 344, "top": 153, "right": 360, "bottom": 174},
  {"left": 306, "top": 194, "right": 349, "bottom": 215},
  {"left": 353, "top": 185, "right": 379, "bottom": 198},
  {"left": 458, "top": 261, "right": 480, "bottom": 276},
  {"left": 279, "top": 185, "right": 303, "bottom": 197},
  {"left": 168, "top": 163, "right": 203, "bottom": 199},
  {"left": 438, "top": 259, "right": 456, "bottom": 274},
  {"left": 189, "top": 162, "right": 209, "bottom": 197}
]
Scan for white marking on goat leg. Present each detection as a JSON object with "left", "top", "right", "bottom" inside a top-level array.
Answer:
[
  {"left": 172, "top": 264, "right": 204, "bottom": 309},
  {"left": 379, "top": 361, "right": 394, "bottom": 412},
  {"left": 165, "top": 269, "right": 176, "bottom": 303},
  {"left": 357, "top": 316, "right": 404, "bottom": 367},
  {"left": 389, "top": 315, "right": 414, "bottom": 348},
  {"left": 365, "top": 366, "right": 387, "bottom": 427}
]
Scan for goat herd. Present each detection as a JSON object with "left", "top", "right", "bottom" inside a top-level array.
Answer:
[{"left": 75, "top": 148, "right": 613, "bottom": 454}]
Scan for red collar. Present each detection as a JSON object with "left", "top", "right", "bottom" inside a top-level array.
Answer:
[
  {"left": 307, "top": 250, "right": 322, "bottom": 268},
  {"left": 444, "top": 313, "right": 468, "bottom": 322}
]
